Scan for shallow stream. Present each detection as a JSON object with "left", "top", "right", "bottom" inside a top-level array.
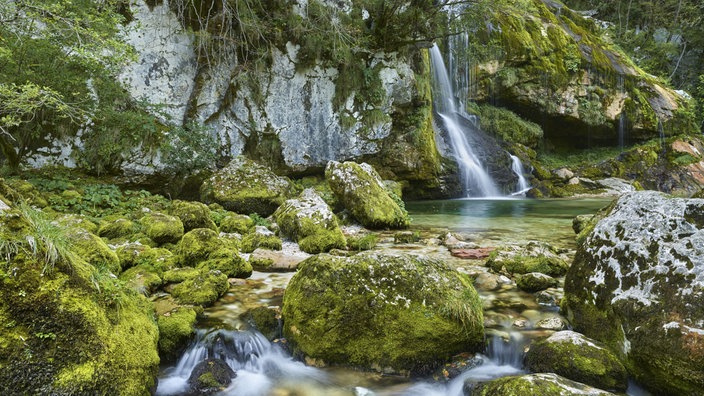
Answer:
[{"left": 157, "top": 198, "right": 623, "bottom": 396}]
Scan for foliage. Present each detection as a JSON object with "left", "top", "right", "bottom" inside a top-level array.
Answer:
[{"left": 0, "top": 0, "right": 134, "bottom": 171}]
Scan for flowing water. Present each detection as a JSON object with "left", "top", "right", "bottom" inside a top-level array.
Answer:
[
  {"left": 429, "top": 45, "right": 500, "bottom": 198},
  {"left": 508, "top": 155, "right": 530, "bottom": 196},
  {"left": 157, "top": 198, "right": 616, "bottom": 396}
]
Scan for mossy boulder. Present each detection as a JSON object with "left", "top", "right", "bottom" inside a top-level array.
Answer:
[
  {"left": 140, "top": 212, "right": 184, "bottom": 245},
  {"left": 282, "top": 252, "right": 484, "bottom": 374},
  {"left": 53, "top": 213, "right": 98, "bottom": 234},
  {"left": 346, "top": 233, "right": 378, "bottom": 251},
  {"left": 170, "top": 200, "right": 217, "bottom": 232},
  {"left": 197, "top": 248, "right": 252, "bottom": 278},
  {"left": 68, "top": 230, "right": 121, "bottom": 274},
  {"left": 97, "top": 217, "right": 138, "bottom": 240},
  {"left": 200, "top": 156, "right": 293, "bottom": 217},
  {"left": 177, "top": 228, "right": 222, "bottom": 267},
  {"left": 471, "top": 373, "right": 615, "bottom": 396},
  {"left": 525, "top": 331, "right": 627, "bottom": 392},
  {"left": 116, "top": 243, "right": 175, "bottom": 273},
  {"left": 325, "top": 161, "right": 409, "bottom": 229},
  {"left": 157, "top": 306, "right": 198, "bottom": 362},
  {"left": 240, "top": 226, "right": 282, "bottom": 253},
  {"left": 273, "top": 188, "right": 346, "bottom": 254},
  {"left": 241, "top": 307, "right": 280, "bottom": 341},
  {"left": 563, "top": 191, "right": 704, "bottom": 395},
  {"left": 187, "top": 358, "right": 235, "bottom": 394},
  {"left": 0, "top": 206, "right": 159, "bottom": 395},
  {"left": 486, "top": 242, "right": 569, "bottom": 277},
  {"left": 163, "top": 267, "right": 201, "bottom": 284},
  {"left": 170, "top": 269, "right": 229, "bottom": 307},
  {"left": 219, "top": 213, "right": 255, "bottom": 234},
  {"left": 119, "top": 264, "right": 163, "bottom": 294},
  {"left": 516, "top": 272, "right": 558, "bottom": 293}
]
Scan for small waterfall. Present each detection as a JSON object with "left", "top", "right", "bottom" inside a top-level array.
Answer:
[
  {"left": 658, "top": 119, "right": 666, "bottom": 151},
  {"left": 509, "top": 155, "right": 530, "bottom": 196},
  {"left": 429, "top": 44, "right": 500, "bottom": 197},
  {"left": 618, "top": 112, "right": 627, "bottom": 150},
  {"left": 157, "top": 329, "right": 326, "bottom": 396}
]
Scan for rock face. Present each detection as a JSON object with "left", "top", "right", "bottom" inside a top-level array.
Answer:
[
  {"left": 325, "top": 161, "right": 410, "bottom": 229},
  {"left": 282, "top": 252, "right": 484, "bottom": 374},
  {"left": 471, "top": 373, "right": 615, "bottom": 396},
  {"left": 200, "top": 156, "right": 293, "bottom": 216},
  {"left": 524, "top": 331, "right": 627, "bottom": 392},
  {"left": 562, "top": 191, "right": 704, "bottom": 394},
  {"left": 273, "top": 188, "right": 346, "bottom": 254}
]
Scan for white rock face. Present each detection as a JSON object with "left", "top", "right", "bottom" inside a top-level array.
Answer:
[{"left": 119, "top": 0, "right": 197, "bottom": 124}]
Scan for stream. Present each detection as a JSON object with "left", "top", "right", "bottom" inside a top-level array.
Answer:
[{"left": 156, "top": 198, "right": 624, "bottom": 396}]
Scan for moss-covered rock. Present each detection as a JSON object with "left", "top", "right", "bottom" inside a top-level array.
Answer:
[
  {"left": 346, "top": 233, "right": 378, "bottom": 251},
  {"left": 200, "top": 156, "right": 293, "bottom": 217},
  {"left": 170, "top": 200, "right": 217, "bottom": 232},
  {"left": 282, "top": 252, "right": 483, "bottom": 374},
  {"left": 486, "top": 242, "right": 569, "bottom": 277},
  {"left": 140, "top": 212, "right": 184, "bottom": 245},
  {"left": 325, "top": 161, "right": 409, "bottom": 229},
  {"left": 116, "top": 243, "right": 176, "bottom": 273},
  {"left": 219, "top": 213, "right": 255, "bottom": 234},
  {"left": 273, "top": 188, "right": 346, "bottom": 254},
  {"left": 157, "top": 306, "right": 198, "bottom": 362},
  {"left": 119, "top": 264, "right": 163, "bottom": 294},
  {"left": 197, "top": 248, "right": 252, "bottom": 279},
  {"left": 53, "top": 213, "right": 98, "bottom": 234},
  {"left": 240, "top": 226, "right": 282, "bottom": 253},
  {"left": 163, "top": 267, "right": 201, "bottom": 284},
  {"left": 170, "top": 269, "right": 229, "bottom": 307},
  {"left": 0, "top": 205, "right": 159, "bottom": 395},
  {"left": 177, "top": 228, "right": 221, "bottom": 267},
  {"left": 471, "top": 373, "right": 615, "bottom": 396},
  {"left": 68, "top": 230, "right": 121, "bottom": 274},
  {"left": 97, "top": 217, "right": 138, "bottom": 240},
  {"left": 525, "top": 331, "right": 627, "bottom": 392},
  {"left": 241, "top": 307, "right": 280, "bottom": 341},
  {"left": 187, "top": 358, "right": 235, "bottom": 394},
  {"left": 516, "top": 272, "right": 558, "bottom": 293},
  {"left": 563, "top": 191, "right": 704, "bottom": 394}
]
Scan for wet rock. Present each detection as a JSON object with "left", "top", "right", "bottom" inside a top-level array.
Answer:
[
  {"left": 432, "top": 353, "right": 483, "bottom": 381},
  {"left": 273, "top": 188, "right": 345, "bottom": 254},
  {"left": 393, "top": 230, "right": 420, "bottom": 244},
  {"left": 240, "top": 307, "right": 280, "bottom": 341},
  {"left": 325, "top": 161, "right": 409, "bottom": 229},
  {"left": 525, "top": 331, "right": 627, "bottom": 392},
  {"left": 535, "top": 316, "right": 567, "bottom": 331},
  {"left": 512, "top": 319, "right": 530, "bottom": 329},
  {"left": 563, "top": 191, "right": 704, "bottom": 394},
  {"left": 469, "top": 373, "right": 616, "bottom": 396},
  {"left": 200, "top": 156, "right": 293, "bottom": 217},
  {"left": 473, "top": 272, "right": 502, "bottom": 291},
  {"left": 486, "top": 242, "right": 569, "bottom": 277},
  {"left": 516, "top": 272, "right": 558, "bottom": 293},
  {"left": 247, "top": 242, "right": 311, "bottom": 271},
  {"left": 443, "top": 233, "right": 480, "bottom": 250},
  {"left": 282, "top": 252, "right": 484, "bottom": 375},
  {"left": 187, "top": 358, "right": 235, "bottom": 395},
  {"left": 535, "top": 291, "right": 558, "bottom": 306},
  {"left": 451, "top": 247, "right": 494, "bottom": 260}
]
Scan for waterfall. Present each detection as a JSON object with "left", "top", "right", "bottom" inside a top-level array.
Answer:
[
  {"left": 156, "top": 329, "right": 326, "bottom": 396},
  {"left": 509, "top": 155, "right": 531, "bottom": 196},
  {"left": 429, "top": 44, "right": 500, "bottom": 198}
]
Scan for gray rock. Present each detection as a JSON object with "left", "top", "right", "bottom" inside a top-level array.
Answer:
[{"left": 469, "top": 373, "right": 616, "bottom": 395}]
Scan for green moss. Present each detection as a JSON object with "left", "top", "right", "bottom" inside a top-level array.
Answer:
[
  {"left": 157, "top": 306, "right": 197, "bottom": 361},
  {"left": 140, "top": 212, "right": 184, "bottom": 245},
  {"left": 119, "top": 264, "right": 163, "bottom": 295},
  {"left": 170, "top": 200, "right": 217, "bottom": 232},
  {"left": 298, "top": 228, "right": 347, "bottom": 254},
  {"left": 177, "top": 228, "right": 221, "bottom": 267},
  {"left": 475, "top": 104, "right": 544, "bottom": 148},
  {"left": 487, "top": 252, "right": 569, "bottom": 277},
  {"left": 219, "top": 213, "right": 255, "bottom": 234},
  {"left": 516, "top": 273, "right": 558, "bottom": 293},
  {"left": 69, "top": 230, "right": 120, "bottom": 274},
  {"left": 240, "top": 229, "right": 282, "bottom": 253},
  {"left": 197, "top": 248, "right": 252, "bottom": 278},
  {"left": 393, "top": 231, "right": 420, "bottom": 244},
  {"left": 474, "top": 373, "right": 609, "bottom": 396},
  {"left": 162, "top": 267, "right": 200, "bottom": 284},
  {"left": 241, "top": 306, "right": 279, "bottom": 341},
  {"left": 346, "top": 233, "right": 378, "bottom": 251},
  {"left": 170, "top": 269, "right": 229, "bottom": 307},
  {"left": 97, "top": 217, "right": 138, "bottom": 240}
]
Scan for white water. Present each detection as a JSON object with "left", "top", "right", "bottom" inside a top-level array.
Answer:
[
  {"left": 509, "top": 155, "right": 531, "bottom": 196},
  {"left": 429, "top": 44, "right": 500, "bottom": 198}
]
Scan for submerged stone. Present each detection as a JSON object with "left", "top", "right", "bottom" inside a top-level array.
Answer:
[
  {"left": 563, "top": 191, "right": 704, "bottom": 394},
  {"left": 187, "top": 358, "right": 235, "bottom": 395},
  {"left": 516, "top": 272, "right": 558, "bottom": 293},
  {"left": 325, "top": 161, "right": 409, "bottom": 229},
  {"left": 282, "top": 251, "right": 483, "bottom": 374},
  {"left": 486, "top": 242, "right": 569, "bottom": 277}
]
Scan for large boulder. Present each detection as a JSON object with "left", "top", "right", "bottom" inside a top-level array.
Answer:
[
  {"left": 282, "top": 252, "right": 483, "bottom": 374},
  {"left": 325, "top": 161, "right": 409, "bottom": 229},
  {"left": 200, "top": 156, "right": 293, "bottom": 217},
  {"left": 524, "top": 331, "right": 627, "bottom": 392},
  {"left": 471, "top": 373, "right": 615, "bottom": 396},
  {"left": 0, "top": 205, "right": 159, "bottom": 395},
  {"left": 273, "top": 188, "right": 346, "bottom": 254},
  {"left": 562, "top": 191, "right": 704, "bottom": 394}
]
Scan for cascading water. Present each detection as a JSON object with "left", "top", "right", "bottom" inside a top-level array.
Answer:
[
  {"left": 429, "top": 44, "right": 500, "bottom": 197},
  {"left": 509, "top": 154, "right": 531, "bottom": 196}
]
